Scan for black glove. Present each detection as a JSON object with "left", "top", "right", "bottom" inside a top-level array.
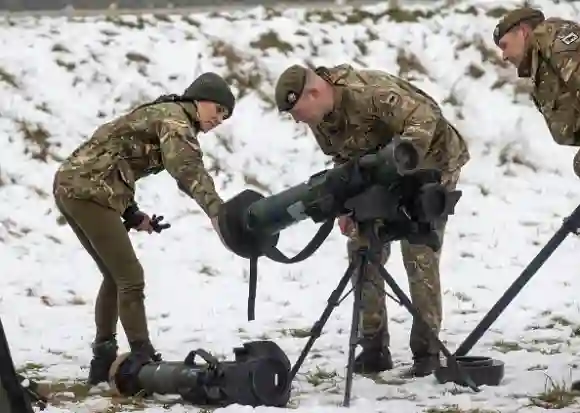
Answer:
[
  {"left": 122, "top": 205, "right": 171, "bottom": 233},
  {"left": 150, "top": 214, "right": 171, "bottom": 233}
]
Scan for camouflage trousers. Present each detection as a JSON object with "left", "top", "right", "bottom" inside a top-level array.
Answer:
[
  {"left": 346, "top": 170, "right": 460, "bottom": 358},
  {"left": 54, "top": 194, "right": 150, "bottom": 345}
]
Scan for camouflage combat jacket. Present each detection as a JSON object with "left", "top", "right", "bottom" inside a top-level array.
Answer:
[
  {"left": 53, "top": 101, "right": 223, "bottom": 218},
  {"left": 527, "top": 18, "right": 580, "bottom": 146},
  {"left": 310, "top": 64, "right": 470, "bottom": 177}
]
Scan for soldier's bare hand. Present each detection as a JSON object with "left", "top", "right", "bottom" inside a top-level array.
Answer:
[
  {"left": 338, "top": 215, "right": 356, "bottom": 237},
  {"left": 135, "top": 214, "right": 154, "bottom": 234}
]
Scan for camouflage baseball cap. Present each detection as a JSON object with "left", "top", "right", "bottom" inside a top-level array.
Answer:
[
  {"left": 493, "top": 7, "right": 545, "bottom": 46},
  {"left": 275, "top": 64, "right": 307, "bottom": 112}
]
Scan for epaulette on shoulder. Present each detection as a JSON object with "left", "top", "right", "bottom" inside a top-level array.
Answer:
[{"left": 316, "top": 64, "right": 353, "bottom": 86}]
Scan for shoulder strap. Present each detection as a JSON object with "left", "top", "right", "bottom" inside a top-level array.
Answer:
[{"left": 130, "top": 94, "right": 200, "bottom": 130}]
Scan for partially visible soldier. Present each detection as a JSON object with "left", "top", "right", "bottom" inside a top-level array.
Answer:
[
  {"left": 53, "top": 72, "right": 235, "bottom": 386},
  {"left": 493, "top": 6, "right": 580, "bottom": 390},
  {"left": 274, "top": 64, "right": 469, "bottom": 377},
  {"left": 493, "top": 7, "right": 580, "bottom": 177}
]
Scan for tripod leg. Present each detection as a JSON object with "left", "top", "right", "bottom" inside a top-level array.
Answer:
[
  {"left": 288, "top": 260, "right": 357, "bottom": 382},
  {"left": 343, "top": 252, "right": 365, "bottom": 407},
  {"left": 376, "top": 265, "right": 480, "bottom": 392}
]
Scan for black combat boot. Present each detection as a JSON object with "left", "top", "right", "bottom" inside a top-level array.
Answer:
[
  {"left": 353, "top": 334, "right": 393, "bottom": 374},
  {"left": 401, "top": 353, "right": 440, "bottom": 378},
  {"left": 129, "top": 340, "right": 162, "bottom": 363},
  {"left": 88, "top": 336, "right": 118, "bottom": 385}
]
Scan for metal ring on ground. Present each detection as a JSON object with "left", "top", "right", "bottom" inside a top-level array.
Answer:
[
  {"left": 108, "top": 352, "right": 132, "bottom": 396},
  {"left": 434, "top": 356, "right": 505, "bottom": 387}
]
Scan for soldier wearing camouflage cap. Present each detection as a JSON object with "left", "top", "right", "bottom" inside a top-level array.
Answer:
[
  {"left": 494, "top": 7, "right": 580, "bottom": 179},
  {"left": 53, "top": 71, "right": 235, "bottom": 386},
  {"left": 275, "top": 63, "right": 470, "bottom": 378}
]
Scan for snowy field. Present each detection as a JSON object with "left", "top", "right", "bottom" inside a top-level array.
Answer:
[{"left": 2, "top": 0, "right": 580, "bottom": 411}]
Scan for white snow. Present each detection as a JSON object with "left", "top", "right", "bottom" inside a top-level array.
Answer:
[{"left": 2, "top": 0, "right": 580, "bottom": 412}]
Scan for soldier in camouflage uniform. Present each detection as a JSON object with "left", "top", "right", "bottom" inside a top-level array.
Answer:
[
  {"left": 53, "top": 72, "right": 235, "bottom": 385},
  {"left": 274, "top": 64, "right": 470, "bottom": 377},
  {"left": 494, "top": 7, "right": 580, "bottom": 177},
  {"left": 493, "top": 6, "right": 580, "bottom": 390}
]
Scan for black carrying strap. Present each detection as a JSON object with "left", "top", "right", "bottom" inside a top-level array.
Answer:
[
  {"left": 132, "top": 94, "right": 200, "bottom": 132},
  {"left": 247, "top": 219, "right": 335, "bottom": 321},
  {"left": 184, "top": 348, "right": 220, "bottom": 367}
]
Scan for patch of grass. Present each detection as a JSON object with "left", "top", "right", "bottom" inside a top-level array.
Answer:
[
  {"left": 498, "top": 141, "right": 538, "bottom": 172},
  {"left": 209, "top": 40, "right": 264, "bottom": 100},
  {"left": 425, "top": 406, "right": 499, "bottom": 413},
  {"left": 17, "top": 362, "right": 45, "bottom": 375},
  {"left": 528, "top": 375, "right": 580, "bottom": 409},
  {"left": 442, "top": 92, "right": 461, "bottom": 107},
  {"left": 384, "top": 7, "right": 436, "bottom": 23},
  {"left": 126, "top": 51, "right": 150, "bottom": 64},
  {"left": 153, "top": 13, "right": 172, "bottom": 23},
  {"left": 465, "top": 36, "right": 509, "bottom": 69},
  {"left": 373, "top": 376, "right": 407, "bottom": 385},
  {"left": 214, "top": 132, "right": 234, "bottom": 154},
  {"left": 492, "top": 339, "right": 522, "bottom": 353},
  {"left": 51, "top": 43, "right": 70, "bottom": 53},
  {"left": 455, "top": 5, "right": 479, "bottom": 15},
  {"left": 486, "top": 7, "right": 509, "bottom": 19},
  {"left": 552, "top": 315, "right": 574, "bottom": 326},
  {"left": 304, "top": 8, "right": 342, "bottom": 23},
  {"left": 453, "top": 291, "right": 472, "bottom": 302},
  {"left": 243, "top": 173, "right": 271, "bottom": 194},
  {"left": 55, "top": 58, "right": 76, "bottom": 71},
  {"left": 528, "top": 364, "right": 548, "bottom": 371},
  {"left": 491, "top": 78, "right": 508, "bottom": 90},
  {"left": 305, "top": 366, "right": 338, "bottom": 387},
  {"left": 396, "top": 48, "right": 427, "bottom": 80},
  {"left": 354, "top": 39, "right": 368, "bottom": 56},
  {"left": 249, "top": 30, "right": 294, "bottom": 54},
  {"left": 17, "top": 121, "right": 52, "bottom": 162},
  {"left": 199, "top": 265, "right": 218, "bottom": 277},
  {"left": 0, "top": 66, "right": 19, "bottom": 88},
  {"left": 284, "top": 328, "right": 312, "bottom": 338},
  {"left": 466, "top": 63, "right": 485, "bottom": 79},
  {"left": 104, "top": 15, "right": 148, "bottom": 29},
  {"left": 181, "top": 15, "right": 200, "bottom": 26}
]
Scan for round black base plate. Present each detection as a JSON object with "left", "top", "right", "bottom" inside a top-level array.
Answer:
[{"left": 434, "top": 356, "right": 505, "bottom": 387}]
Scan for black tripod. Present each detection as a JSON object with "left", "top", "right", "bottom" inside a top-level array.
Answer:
[{"left": 287, "top": 219, "right": 480, "bottom": 407}]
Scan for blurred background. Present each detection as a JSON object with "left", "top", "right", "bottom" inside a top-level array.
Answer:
[{"left": 0, "top": 0, "right": 437, "bottom": 14}]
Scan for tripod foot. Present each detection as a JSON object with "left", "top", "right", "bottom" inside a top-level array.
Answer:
[{"left": 434, "top": 355, "right": 505, "bottom": 387}]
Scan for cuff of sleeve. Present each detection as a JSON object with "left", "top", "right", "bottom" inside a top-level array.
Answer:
[{"left": 206, "top": 198, "right": 223, "bottom": 218}]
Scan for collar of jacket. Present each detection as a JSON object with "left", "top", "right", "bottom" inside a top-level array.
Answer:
[{"left": 177, "top": 101, "right": 202, "bottom": 132}]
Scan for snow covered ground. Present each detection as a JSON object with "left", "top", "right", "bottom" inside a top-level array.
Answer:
[{"left": 2, "top": 0, "right": 580, "bottom": 411}]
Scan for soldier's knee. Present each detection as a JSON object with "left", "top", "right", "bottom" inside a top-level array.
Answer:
[
  {"left": 115, "top": 260, "right": 145, "bottom": 295},
  {"left": 573, "top": 149, "right": 580, "bottom": 179},
  {"left": 101, "top": 276, "right": 117, "bottom": 291}
]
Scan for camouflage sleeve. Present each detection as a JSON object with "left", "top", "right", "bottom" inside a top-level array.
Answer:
[
  {"left": 158, "top": 118, "right": 223, "bottom": 218},
  {"left": 369, "top": 88, "right": 439, "bottom": 162},
  {"left": 535, "top": 23, "right": 580, "bottom": 145}
]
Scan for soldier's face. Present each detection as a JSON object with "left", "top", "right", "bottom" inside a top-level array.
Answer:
[
  {"left": 498, "top": 28, "right": 527, "bottom": 67},
  {"left": 197, "top": 101, "right": 228, "bottom": 132},
  {"left": 289, "top": 91, "right": 326, "bottom": 125}
]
